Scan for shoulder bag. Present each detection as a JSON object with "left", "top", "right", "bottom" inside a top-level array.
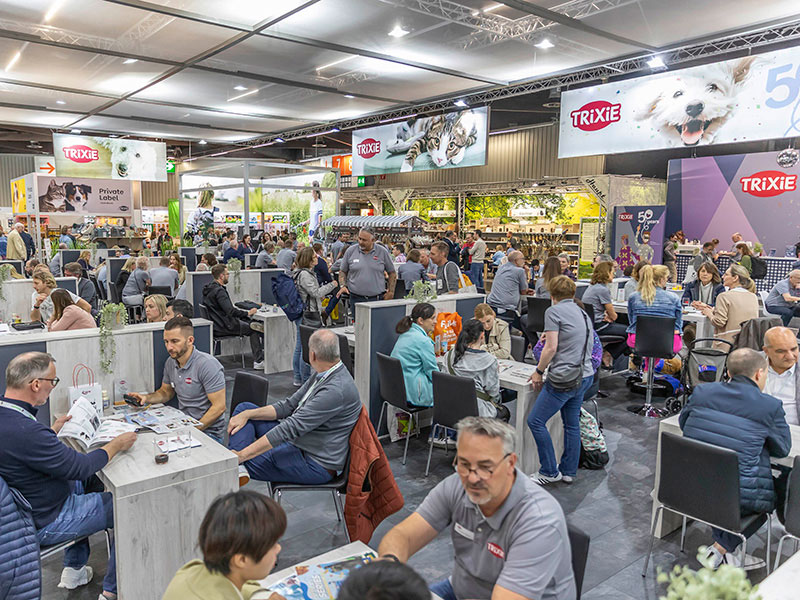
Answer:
[
  {"left": 293, "top": 270, "right": 323, "bottom": 329},
  {"left": 546, "top": 309, "right": 591, "bottom": 391}
]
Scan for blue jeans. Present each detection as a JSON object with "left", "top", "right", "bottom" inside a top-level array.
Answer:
[
  {"left": 469, "top": 261, "right": 484, "bottom": 292},
  {"left": 527, "top": 375, "right": 594, "bottom": 478},
  {"left": 36, "top": 481, "right": 116, "bottom": 594},
  {"left": 293, "top": 319, "right": 311, "bottom": 383},
  {"left": 766, "top": 304, "right": 800, "bottom": 327},
  {"left": 430, "top": 578, "right": 458, "bottom": 600},
  {"left": 229, "top": 403, "right": 332, "bottom": 484}
]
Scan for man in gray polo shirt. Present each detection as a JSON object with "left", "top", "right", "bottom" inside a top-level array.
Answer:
[
  {"left": 148, "top": 255, "right": 180, "bottom": 294},
  {"left": 339, "top": 227, "right": 396, "bottom": 320},
  {"left": 379, "top": 417, "right": 575, "bottom": 600},
  {"left": 765, "top": 270, "right": 800, "bottom": 326},
  {"left": 128, "top": 316, "right": 227, "bottom": 442},
  {"left": 122, "top": 256, "right": 151, "bottom": 307}
]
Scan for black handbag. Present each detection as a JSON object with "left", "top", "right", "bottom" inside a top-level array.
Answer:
[
  {"left": 293, "top": 270, "right": 324, "bottom": 329},
  {"left": 547, "top": 310, "right": 591, "bottom": 391}
]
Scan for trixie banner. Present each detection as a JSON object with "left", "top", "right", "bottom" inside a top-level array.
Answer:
[
  {"left": 53, "top": 134, "right": 168, "bottom": 182},
  {"left": 665, "top": 150, "right": 800, "bottom": 255},
  {"left": 351, "top": 106, "right": 488, "bottom": 176},
  {"left": 559, "top": 45, "right": 800, "bottom": 157}
]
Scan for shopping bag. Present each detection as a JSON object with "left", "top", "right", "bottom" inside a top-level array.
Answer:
[
  {"left": 387, "top": 408, "right": 421, "bottom": 443},
  {"left": 432, "top": 312, "right": 462, "bottom": 353},
  {"left": 457, "top": 271, "right": 477, "bottom": 294},
  {"left": 68, "top": 364, "right": 103, "bottom": 418}
]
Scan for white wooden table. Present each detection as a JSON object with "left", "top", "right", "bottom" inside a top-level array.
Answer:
[
  {"left": 261, "top": 541, "right": 444, "bottom": 599},
  {"left": 98, "top": 429, "right": 238, "bottom": 599},
  {"left": 650, "top": 414, "right": 800, "bottom": 539},
  {"left": 759, "top": 549, "right": 800, "bottom": 599},
  {"left": 612, "top": 301, "right": 713, "bottom": 340},
  {"left": 329, "top": 325, "right": 356, "bottom": 348},
  {"left": 253, "top": 308, "right": 295, "bottom": 374}
]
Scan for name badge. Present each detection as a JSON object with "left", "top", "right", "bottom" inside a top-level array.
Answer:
[
  {"left": 352, "top": 259, "right": 360, "bottom": 263},
  {"left": 454, "top": 522, "right": 474, "bottom": 541}
]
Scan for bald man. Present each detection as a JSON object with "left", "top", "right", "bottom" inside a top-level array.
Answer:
[
  {"left": 487, "top": 250, "right": 532, "bottom": 336},
  {"left": 763, "top": 326, "right": 800, "bottom": 426}
]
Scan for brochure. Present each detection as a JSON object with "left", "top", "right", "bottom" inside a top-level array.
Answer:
[
  {"left": 57, "top": 398, "right": 138, "bottom": 451},
  {"left": 121, "top": 405, "right": 202, "bottom": 434},
  {"left": 267, "top": 551, "right": 376, "bottom": 599}
]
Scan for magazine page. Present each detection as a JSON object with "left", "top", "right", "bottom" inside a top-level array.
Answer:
[
  {"left": 125, "top": 405, "right": 202, "bottom": 434},
  {"left": 57, "top": 397, "right": 102, "bottom": 451},
  {"left": 267, "top": 552, "right": 376, "bottom": 600},
  {"left": 87, "top": 420, "right": 138, "bottom": 449}
]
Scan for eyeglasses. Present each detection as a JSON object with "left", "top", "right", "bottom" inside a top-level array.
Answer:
[
  {"left": 453, "top": 453, "right": 511, "bottom": 480},
  {"left": 33, "top": 377, "right": 60, "bottom": 387}
]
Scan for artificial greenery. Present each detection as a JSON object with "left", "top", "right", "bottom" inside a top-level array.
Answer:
[
  {"left": 657, "top": 547, "right": 761, "bottom": 600},
  {"left": 87, "top": 242, "right": 98, "bottom": 264},
  {"left": 227, "top": 258, "right": 242, "bottom": 294},
  {"left": 409, "top": 279, "right": 437, "bottom": 303},
  {"left": 99, "top": 303, "right": 128, "bottom": 374},
  {"left": 0, "top": 264, "right": 14, "bottom": 301},
  {"left": 142, "top": 248, "right": 152, "bottom": 257}
]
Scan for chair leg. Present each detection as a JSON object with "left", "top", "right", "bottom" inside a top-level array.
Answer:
[
  {"left": 680, "top": 516, "right": 687, "bottom": 552},
  {"left": 240, "top": 336, "right": 246, "bottom": 369},
  {"left": 275, "top": 489, "right": 282, "bottom": 505},
  {"left": 775, "top": 535, "right": 786, "bottom": 570},
  {"left": 738, "top": 535, "right": 747, "bottom": 571},
  {"left": 265, "top": 482, "right": 273, "bottom": 498},
  {"left": 590, "top": 397, "right": 600, "bottom": 425},
  {"left": 376, "top": 402, "right": 387, "bottom": 439},
  {"left": 642, "top": 505, "right": 662, "bottom": 577},
  {"left": 766, "top": 513, "right": 772, "bottom": 573},
  {"left": 425, "top": 424, "right": 438, "bottom": 477},
  {"left": 331, "top": 490, "right": 343, "bottom": 522},
  {"left": 336, "top": 492, "right": 350, "bottom": 543},
  {"left": 402, "top": 411, "right": 412, "bottom": 465},
  {"left": 104, "top": 529, "right": 112, "bottom": 559}
]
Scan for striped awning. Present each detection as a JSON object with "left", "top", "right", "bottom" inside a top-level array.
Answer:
[{"left": 322, "top": 215, "right": 428, "bottom": 229}]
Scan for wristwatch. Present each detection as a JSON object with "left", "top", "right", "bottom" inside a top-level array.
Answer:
[
  {"left": 535, "top": 367, "right": 546, "bottom": 376},
  {"left": 381, "top": 554, "right": 400, "bottom": 562},
  {"left": 33, "top": 304, "right": 41, "bottom": 310}
]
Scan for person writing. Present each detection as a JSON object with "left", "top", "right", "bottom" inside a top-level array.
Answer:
[
  {"left": 31, "top": 270, "right": 91, "bottom": 323},
  {"left": 48, "top": 289, "right": 97, "bottom": 331},
  {"left": 0, "top": 352, "right": 136, "bottom": 599},
  {"left": 128, "top": 317, "right": 227, "bottom": 442},
  {"left": 338, "top": 227, "right": 396, "bottom": 320},
  {"left": 390, "top": 303, "right": 439, "bottom": 408},
  {"left": 474, "top": 303, "right": 511, "bottom": 360},
  {"left": 379, "top": 417, "right": 575, "bottom": 600}
]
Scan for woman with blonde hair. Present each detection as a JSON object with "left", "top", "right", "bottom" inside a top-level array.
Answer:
[
  {"left": 626, "top": 264, "right": 683, "bottom": 352},
  {"left": 31, "top": 270, "right": 90, "bottom": 323},
  {"left": 48, "top": 288, "right": 97, "bottom": 331},
  {"left": 474, "top": 303, "right": 511, "bottom": 359},
  {"left": 168, "top": 253, "right": 188, "bottom": 285},
  {"left": 115, "top": 257, "right": 136, "bottom": 300},
  {"left": 699, "top": 263, "right": 759, "bottom": 345},
  {"left": 77, "top": 250, "right": 92, "bottom": 272},
  {"left": 144, "top": 294, "right": 168, "bottom": 323}
]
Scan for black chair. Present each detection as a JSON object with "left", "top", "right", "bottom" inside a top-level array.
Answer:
[
  {"left": 88, "top": 273, "right": 106, "bottom": 303},
  {"left": 526, "top": 297, "right": 551, "bottom": 337},
  {"left": 775, "top": 455, "right": 800, "bottom": 569},
  {"left": 147, "top": 285, "right": 173, "bottom": 298},
  {"left": 628, "top": 316, "right": 676, "bottom": 418},
  {"left": 337, "top": 333, "right": 354, "bottom": 376},
  {"left": 393, "top": 277, "right": 407, "bottom": 299},
  {"left": 426, "top": 371, "right": 479, "bottom": 476},
  {"left": 198, "top": 303, "right": 246, "bottom": 368},
  {"left": 299, "top": 324, "right": 315, "bottom": 364},
  {"left": 271, "top": 453, "right": 352, "bottom": 544},
  {"left": 510, "top": 334, "right": 526, "bottom": 362},
  {"left": 230, "top": 371, "right": 269, "bottom": 416},
  {"left": 375, "top": 353, "right": 427, "bottom": 465},
  {"left": 643, "top": 432, "right": 772, "bottom": 576},
  {"left": 568, "top": 523, "right": 590, "bottom": 598}
]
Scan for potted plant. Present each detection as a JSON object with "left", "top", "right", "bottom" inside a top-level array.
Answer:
[
  {"left": 0, "top": 263, "right": 15, "bottom": 301},
  {"left": 409, "top": 279, "right": 437, "bottom": 303},
  {"left": 99, "top": 303, "right": 128, "bottom": 373},
  {"left": 227, "top": 258, "right": 243, "bottom": 294},
  {"left": 657, "top": 548, "right": 762, "bottom": 600}
]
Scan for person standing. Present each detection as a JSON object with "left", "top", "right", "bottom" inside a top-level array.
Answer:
[
  {"left": 338, "top": 227, "right": 396, "bottom": 320},
  {"left": 430, "top": 241, "right": 461, "bottom": 295},
  {"left": 443, "top": 230, "right": 460, "bottom": 264},
  {"left": 6, "top": 222, "right": 26, "bottom": 261},
  {"left": 20, "top": 223, "right": 36, "bottom": 260},
  {"left": 469, "top": 229, "right": 487, "bottom": 293},
  {"left": 0, "top": 225, "right": 6, "bottom": 259}
]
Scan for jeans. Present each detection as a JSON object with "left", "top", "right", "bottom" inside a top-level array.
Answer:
[
  {"left": 711, "top": 514, "right": 767, "bottom": 553},
  {"left": 36, "top": 481, "right": 116, "bottom": 594},
  {"left": 766, "top": 304, "right": 800, "bottom": 327},
  {"left": 469, "top": 261, "right": 484, "bottom": 292},
  {"left": 349, "top": 293, "right": 383, "bottom": 321},
  {"left": 430, "top": 578, "right": 458, "bottom": 600},
  {"left": 229, "top": 403, "right": 332, "bottom": 484},
  {"left": 595, "top": 321, "right": 629, "bottom": 359},
  {"left": 527, "top": 375, "right": 594, "bottom": 478},
  {"left": 293, "top": 319, "right": 311, "bottom": 383}
]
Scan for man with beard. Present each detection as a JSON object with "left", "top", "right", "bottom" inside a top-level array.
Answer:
[
  {"left": 378, "top": 417, "right": 575, "bottom": 600},
  {"left": 127, "top": 316, "right": 227, "bottom": 442}
]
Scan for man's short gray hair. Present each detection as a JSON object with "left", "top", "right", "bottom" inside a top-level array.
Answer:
[
  {"left": 309, "top": 329, "right": 340, "bottom": 363},
  {"left": 727, "top": 348, "right": 767, "bottom": 379},
  {"left": 6, "top": 352, "right": 55, "bottom": 389},
  {"left": 359, "top": 227, "right": 376, "bottom": 239},
  {"left": 456, "top": 417, "right": 515, "bottom": 455},
  {"left": 136, "top": 256, "right": 149, "bottom": 269}
]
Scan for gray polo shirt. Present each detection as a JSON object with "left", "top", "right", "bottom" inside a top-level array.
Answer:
[
  {"left": 149, "top": 266, "right": 180, "bottom": 293},
  {"left": 582, "top": 283, "right": 612, "bottom": 324},
  {"left": 416, "top": 470, "right": 576, "bottom": 600},
  {"left": 340, "top": 243, "right": 394, "bottom": 296},
  {"left": 487, "top": 262, "right": 528, "bottom": 311},
  {"left": 766, "top": 278, "right": 800, "bottom": 309},
  {"left": 162, "top": 347, "right": 226, "bottom": 438},
  {"left": 122, "top": 268, "right": 150, "bottom": 298},
  {"left": 544, "top": 299, "right": 595, "bottom": 379},
  {"left": 436, "top": 260, "right": 461, "bottom": 294}
]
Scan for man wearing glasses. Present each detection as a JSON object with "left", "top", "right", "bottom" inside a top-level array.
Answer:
[
  {"left": 0, "top": 352, "right": 137, "bottom": 599},
  {"left": 378, "top": 417, "right": 575, "bottom": 600}
]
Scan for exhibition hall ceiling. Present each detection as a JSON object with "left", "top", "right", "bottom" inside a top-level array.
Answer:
[{"left": 0, "top": 0, "right": 798, "bottom": 154}]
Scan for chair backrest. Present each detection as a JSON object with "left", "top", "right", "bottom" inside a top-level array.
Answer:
[
  {"left": 431, "top": 371, "right": 479, "bottom": 428},
  {"left": 375, "top": 352, "right": 409, "bottom": 410},
  {"left": 338, "top": 334, "right": 354, "bottom": 376},
  {"left": 510, "top": 335, "right": 525, "bottom": 362},
  {"left": 582, "top": 303, "right": 595, "bottom": 323},
  {"left": 231, "top": 371, "right": 269, "bottom": 415},
  {"left": 299, "top": 324, "right": 315, "bottom": 364},
  {"left": 393, "top": 277, "right": 407, "bottom": 299},
  {"left": 658, "top": 432, "right": 743, "bottom": 532},
  {"left": 633, "top": 316, "right": 675, "bottom": 358},
  {"left": 783, "top": 455, "right": 800, "bottom": 537},
  {"left": 197, "top": 303, "right": 210, "bottom": 320},
  {"left": 108, "top": 281, "right": 121, "bottom": 303},
  {"left": 148, "top": 285, "right": 173, "bottom": 297},
  {"left": 567, "top": 523, "right": 590, "bottom": 598},
  {"left": 526, "top": 297, "right": 551, "bottom": 333},
  {"left": 89, "top": 274, "right": 105, "bottom": 300}
]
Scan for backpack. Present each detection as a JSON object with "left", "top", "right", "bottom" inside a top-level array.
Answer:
[
  {"left": 578, "top": 408, "right": 609, "bottom": 470},
  {"left": 271, "top": 272, "right": 304, "bottom": 322},
  {"left": 750, "top": 255, "right": 767, "bottom": 279}
]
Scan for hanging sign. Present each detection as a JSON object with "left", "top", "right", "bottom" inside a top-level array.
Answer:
[{"left": 53, "top": 134, "right": 168, "bottom": 181}]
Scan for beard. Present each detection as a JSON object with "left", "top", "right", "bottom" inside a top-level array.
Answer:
[{"left": 465, "top": 485, "right": 493, "bottom": 506}]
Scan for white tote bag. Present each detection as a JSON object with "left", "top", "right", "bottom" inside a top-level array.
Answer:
[
  {"left": 457, "top": 270, "right": 478, "bottom": 294},
  {"left": 68, "top": 364, "right": 103, "bottom": 418}
]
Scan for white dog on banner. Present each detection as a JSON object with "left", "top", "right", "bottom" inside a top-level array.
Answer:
[
  {"left": 633, "top": 56, "right": 756, "bottom": 147},
  {"left": 95, "top": 138, "right": 159, "bottom": 180}
]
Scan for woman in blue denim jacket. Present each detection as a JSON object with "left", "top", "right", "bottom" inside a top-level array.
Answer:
[{"left": 627, "top": 264, "right": 683, "bottom": 353}]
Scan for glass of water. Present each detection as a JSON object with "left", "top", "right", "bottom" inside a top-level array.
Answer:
[{"left": 175, "top": 428, "right": 192, "bottom": 459}]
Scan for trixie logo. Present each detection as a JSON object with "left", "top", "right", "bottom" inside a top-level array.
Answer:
[
  {"left": 62, "top": 145, "right": 99, "bottom": 163},
  {"left": 739, "top": 171, "right": 797, "bottom": 197},
  {"left": 570, "top": 101, "right": 621, "bottom": 131},
  {"left": 487, "top": 543, "right": 505, "bottom": 559},
  {"left": 619, "top": 212, "right": 633, "bottom": 221},
  {"left": 357, "top": 138, "right": 381, "bottom": 159}
]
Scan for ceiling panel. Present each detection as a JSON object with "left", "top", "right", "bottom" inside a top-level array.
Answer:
[
  {"left": 0, "top": 106, "right": 81, "bottom": 129},
  {"left": 145, "top": 0, "right": 315, "bottom": 29},
  {"left": 0, "top": 80, "right": 111, "bottom": 112},
  {"left": 76, "top": 114, "right": 260, "bottom": 143}
]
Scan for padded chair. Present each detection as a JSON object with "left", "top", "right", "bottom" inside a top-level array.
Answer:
[
  {"left": 337, "top": 333, "right": 354, "bottom": 376},
  {"left": 198, "top": 303, "right": 246, "bottom": 368},
  {"left": 375, "top": 353, "right": 427, "bottom": 465},
  {"left": 393, "top": 277, "right": 407, "bottom": 300},
  {"left": 526, "top": 297, "right": 551, "bottom": 336},
  {"left": 299, "top": 324, "right": 315, "bottom": 364},
  {"left": 88, "top": 273, "right": 106, "bottom": 303},
  {"left": 643, "top": 432, "right": 772, "bottom": 576},
  {"left": 426, "top": 371, "right": 479, "bottom": 476},
  {"left": 567, "top": 523, "right": 590, "bottom": 598},
  {"left": 147, "top": 285, "right": 174, "bottom": 298},
  {"left": 775, "top": 455, "right": 800, "bottom": 569},
  {"left": 510, "top": 334, "right": 526, "bottom": 362},
  {"left": 230, "top": 371, "right": 269, "bottom": 416},
  {"left": 628, "top": 316, "right": 676, "bottom": 418}
]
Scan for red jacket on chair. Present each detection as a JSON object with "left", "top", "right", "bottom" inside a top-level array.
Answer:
[{"left": 344, "top": 407, "right": 404, "bottom": 543}]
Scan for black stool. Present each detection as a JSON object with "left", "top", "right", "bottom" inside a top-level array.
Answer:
[{"left": 627, "top": 316, "right": 676, "bottom": 418}]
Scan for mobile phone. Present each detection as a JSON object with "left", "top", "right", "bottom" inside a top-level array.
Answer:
[{"left": 123, "top": 394, "right": 141, "bottom": 407}]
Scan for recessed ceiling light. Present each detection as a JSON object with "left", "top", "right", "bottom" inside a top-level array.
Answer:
[
  {"left": 388, "top": 25, "right": 409, "bottom": 38},
  {"left": 454, "top": 100, "right": 468, "bottom": 108},
  {"left": 316, "top": 56, "right": 355, "bottom": 71},
  {"left": 344, "top": 94, "right": 355, "bottom": 99},
  {"left": 5, "top": 51, "right": 21, "bottom": 72},
  {"left": 70, "top": 128, "right": 81, "bottom": 134},
  {"left": 274, "top": 137, "right": 285, "bottom": 143},
  {"left": 122, "top": 58, "right": 138, "bottom": 65},
  {"left": 228, "top": 88, "right": 258, "bottom": 102},
  {"left": 109, "top": 134, "right": 118, "bottom": 137},
  {"left": 56, "top": 100, "right": 66, "bottom": 105},
  {"left": 535, "top": 38, "right": 554, "bottom": 49},
  {"left": 198, "top": 139, "right": 207, "bottom": 145},
  {"left": 482, "top": 4, "right": 502, "bottom": 13},
  {"left": 233, "top": 85, "right": 247, "bottom": 91},
  {"left": 44, "top": 0, "right": 66, "bottom": 22},
  {"left": 647, "top": 56, "right": 665, "bottom": 69}
]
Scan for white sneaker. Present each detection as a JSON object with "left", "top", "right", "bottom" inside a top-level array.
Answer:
[
  {"left": 253, "top": 360, "right": 264, "bottom": 370},
  {"left": 531, "top": 471, "right": 563, "bottom": 485},
  {"left": 58, "top": 565, "right": 93, "bottom": 589},
  {"left": 430, "top": 434, "right": 452, "bottom": 449},
  {"left": 704, "top": 546, "right": 724, "bottom": 570},
  {"left": 562, "top": 475, "right": 574, "bottom": 484},
  {"left": 238, "top": 465, "right": 250, "bottom": 487},
  {"left": 724, "top": 551, "right": 766, "bottom": 571}
]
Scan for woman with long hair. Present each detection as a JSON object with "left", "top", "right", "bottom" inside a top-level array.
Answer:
[
  {"left": 626, "top": 264, "right": 683, "bottom": 352},
  {"left": 144, "top": 294, "right": 168, "bottom": 323},
  {"left": 734, "top": 242, "right": 754, "bottom": 274},
  {"left": 623, "top": 259, "right": 650, "bottom": 300},
  {"left": 682, "top": 262, "right": 725, "bottom": 308},
  {"left": 443, "top": 319, "right": 510, "bottom": 421},
  {"left": 77, "top": 250, "right": 91, "bottom": 272},
  {"left": 168, "top": 253, "right": 188, "bottom": 285},
  {"left": 699, "top": 263, "right": 759, "bottom": 345},
  {"left": 535, "top": 256, "right": 563, "bottom": 299},
  {"left": 390, "top": 303, "right": 438, "bottom": 407},
  {"left": 583, "top": 261, "right": 628, "bottom": 365},
  {"left": 48, "top": 288, "right": 97, "bottom": 331},
  {"left": 115, "top": 257, "right": 136, "bottom": 299},
  {"left": 31, "top": 270, "right": 90, "bottom": 323},
  {"left": 474, "top": 303, "right": 511, "bottom": 359}
]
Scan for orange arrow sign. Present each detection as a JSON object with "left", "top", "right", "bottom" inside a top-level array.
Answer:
[{"left": 39, "top": 162, "right": 55, "bottom": 174}]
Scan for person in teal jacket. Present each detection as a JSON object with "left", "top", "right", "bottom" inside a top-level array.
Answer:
[{"left": 391, "top": 302, "right": 438, "bottom": 407}]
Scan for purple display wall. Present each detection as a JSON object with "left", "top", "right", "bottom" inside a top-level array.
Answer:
[
  {"left": 666, "top": 150, "right": 800, "bottom": 255},
  {"left": 611, "top": 206, "right": 667, "bottom": 268}
]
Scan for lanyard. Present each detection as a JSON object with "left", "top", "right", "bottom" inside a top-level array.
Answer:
[
  {"left": 0, "top": 400, "right": 36, "bottom": 421},
  {"left": 298, "top": 362, "right": 342, "bottom": 408}
]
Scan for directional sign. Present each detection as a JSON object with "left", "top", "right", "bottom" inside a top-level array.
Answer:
[{"left": 34, "top": 155, "right": 56, "bottom": 175}]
